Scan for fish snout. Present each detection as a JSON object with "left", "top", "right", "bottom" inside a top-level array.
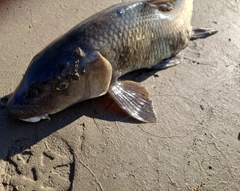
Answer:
[
  {"left": 8, "top": 103, "right": 39, "bottom": 119},
  {"left": 7, "top": 93, "right": 40, "bottom": 119}
]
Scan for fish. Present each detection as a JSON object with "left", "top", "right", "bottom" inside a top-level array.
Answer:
[{"left": 7, "top": 0, "right": 217, "bottom": 123}]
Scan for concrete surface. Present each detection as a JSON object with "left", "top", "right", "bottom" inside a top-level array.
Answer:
[{"left": 0, "top": 0, "right": 239, "bottom": 190}]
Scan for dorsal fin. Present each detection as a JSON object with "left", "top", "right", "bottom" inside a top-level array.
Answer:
[{"left": 147, "top": 0, "right": 175, "bottom": 11}]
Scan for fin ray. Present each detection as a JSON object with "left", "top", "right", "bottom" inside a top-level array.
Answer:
[
  {"left": 190, "top": 28, "right": 218, "bottom": 41},
  {"left": 108, "top": 81, "right": 157, "bottom": 123},
  {"left": 147, "top": 0, "right": 175, "bottom": 11},
  {"left": 152, "top": 55, "right": 181, "bottom": 70}
]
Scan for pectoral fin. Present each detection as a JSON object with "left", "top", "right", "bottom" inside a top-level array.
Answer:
[
  {"left": 190, "top": 28, "right": 218, "bottom": 40},
  {"left": 147, "top": 0, "right": 175, "bottom": 11},
  {"left": 108, "top": 80, "right": 156, "bottom": 123}
]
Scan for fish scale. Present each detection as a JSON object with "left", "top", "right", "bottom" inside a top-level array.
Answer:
[
  {"left": 7, "top": 0, "right": 217, "bottom": 122},
  {"left": 75, "top": 1, "right": 191, "bottom": 76}
]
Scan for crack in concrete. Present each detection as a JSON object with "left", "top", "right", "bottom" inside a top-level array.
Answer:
[
  {"left": 137, "top": 124, "right": 190, "bottom": 139},
  {"left": 30, "top": 9, "right": 44, "bottom": 49},
  {"left": 93, "top": 118, "right": 101, "bottom": 132},
  {"left": 75, "top": 152, "right": 105, "bottom": 191}
]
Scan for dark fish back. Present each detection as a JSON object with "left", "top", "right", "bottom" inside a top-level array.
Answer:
[{"left": 69, "top": 1, "right": 191, "bottom": 76}]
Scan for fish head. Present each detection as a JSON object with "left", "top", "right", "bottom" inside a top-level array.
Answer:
[{"left": 7, "top": 38, "right": 112, "bottom": 121}]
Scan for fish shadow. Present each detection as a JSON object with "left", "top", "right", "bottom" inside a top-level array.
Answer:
[{"left": 0, "top": 68, "right": 159, "bottom": 159}]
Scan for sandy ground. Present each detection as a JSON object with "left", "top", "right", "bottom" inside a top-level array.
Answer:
[{"left": 0, "top": 0, "right": 239, "bottom": 190}]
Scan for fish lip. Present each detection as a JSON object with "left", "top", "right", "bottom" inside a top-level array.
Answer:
[
  {"left": 8, "top": 104, "right": 52, "bottom": 122},
  {"left": 7, "top": 103, "right": 42, "bottom": 119},
  {"left": 20, "top": 114, "right": 50, "bottom": 123}
]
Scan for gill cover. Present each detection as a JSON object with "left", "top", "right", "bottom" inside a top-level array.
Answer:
[
  {"left": 86, "top": 51, "right": 112, "bottom": 98},
  {"left": 7, "top": 40, "right": 113, "bottom": 120}
]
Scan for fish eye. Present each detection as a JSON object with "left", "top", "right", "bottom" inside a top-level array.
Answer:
[{"left": 56, "top": 79, "right": 69, "bottom": 90}]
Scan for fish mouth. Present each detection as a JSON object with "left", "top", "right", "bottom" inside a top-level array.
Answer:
[
  {"left": 8, "top": 105, "right": 51, "bottom": 123},
  {"left": 20, "top": 114, "right": 50, "bottom": 123},
  {"left": 7, "top": 103, "right": 51, "bottom": 122}
]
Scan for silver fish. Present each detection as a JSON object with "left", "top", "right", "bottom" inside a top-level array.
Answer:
[{"left": 7, "top": 0, "right": 217, "bottom": 122}]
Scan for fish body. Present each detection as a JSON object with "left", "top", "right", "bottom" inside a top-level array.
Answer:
[
  {"left": 76, "top": 0, "right": 193, "bottom": 77},
  {"left": 7, "top": 0, "right": 217, "bottom": 122}
]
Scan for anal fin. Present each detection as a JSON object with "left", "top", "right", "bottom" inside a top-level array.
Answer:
[
  {"left": 190, "top": 28, "right": 218, "bottom": 40},
  {"left": 108, "top": 81, "right": 156, "bottom": 123},
  {"left": 147, "top": 0, "right": 175, "bottom": 11}
]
